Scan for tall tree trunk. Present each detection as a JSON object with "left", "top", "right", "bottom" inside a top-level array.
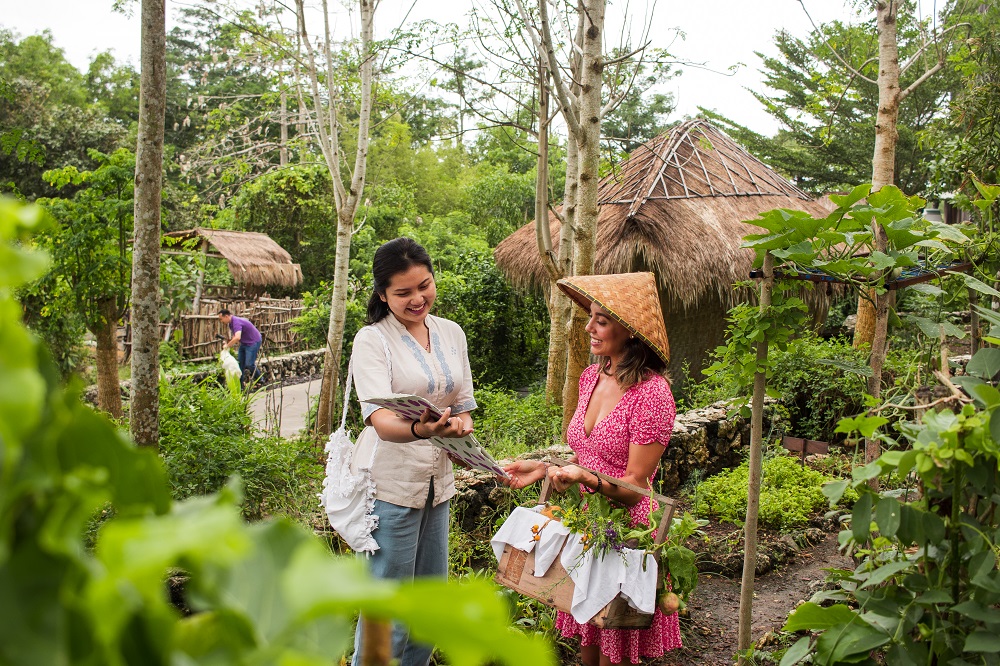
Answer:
[
  {"left": 312, "top": 0, "right": 374, "bottom": 435},
  {"left": 94, "top": 297, "right": 123, "bottom": 419},
  {"left": 534, "top": 58, "right": 566, "bottom": 406},
  {"left": 550, "top": 136, "right": 578, "bottom": 415},
  {"left": 562, "top": 0, "right": 604, "bottom": 426},
  {"left": 860, "top": 0, "right": 900, "bottom": 469},
  {"left": 130, "top": 0, "right": 166, "bottom": 449},
  {"left": 316, "top": 208, "right": 359, "bottom": 433},
  {"left": 737, "top": 252, "right": 773, "bottom": 662}
]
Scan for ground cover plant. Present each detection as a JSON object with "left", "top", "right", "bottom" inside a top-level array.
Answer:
[{"left": 693, "top": 452, "right": 858, "bottom": 531}]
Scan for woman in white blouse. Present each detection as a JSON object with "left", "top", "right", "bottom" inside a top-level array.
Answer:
[{"left": 350, "top": 237, "right": 477, "bottom": 666}]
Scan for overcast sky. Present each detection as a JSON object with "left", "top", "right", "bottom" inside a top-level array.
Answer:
[{"left": 3, "top": 0, "right": 888, "bottom": 136}]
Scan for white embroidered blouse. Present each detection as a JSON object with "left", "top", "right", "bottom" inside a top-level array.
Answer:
[{"left": 350, "top": 312, "right": 477, "bottom": 508}]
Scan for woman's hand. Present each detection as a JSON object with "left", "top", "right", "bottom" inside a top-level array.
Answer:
[
  {"left": 501, "top": 460, "right": 548, "bottom": 489},
  {"left": 548, "top": 464, "right": 590, "bottom": 493},
  {"left": 413, "top": 407, "right": 472, "bottom": 440}
]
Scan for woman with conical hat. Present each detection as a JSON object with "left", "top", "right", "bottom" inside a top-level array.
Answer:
[{"left": 504, "top": 272, "right": 682, "bottom": 664}]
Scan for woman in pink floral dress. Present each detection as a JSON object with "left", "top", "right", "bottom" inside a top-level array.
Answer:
[{"left": 504, "top": 272, "right": 682, "bottom": 666}]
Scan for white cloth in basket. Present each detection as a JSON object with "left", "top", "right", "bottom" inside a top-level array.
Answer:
[
  {"left": 491, "top": 507, "right": 658, "bottom": 624},
  {"left": 490, "top": 506, "right": 572, "bottom": 577}
]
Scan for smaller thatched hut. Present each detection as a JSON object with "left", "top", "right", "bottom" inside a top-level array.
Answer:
[
  {"left": 164, "top": 227, "right": 302, "bottom": 291},
  {"left": 494, "top": 119, "right": 834, "bottom": 393},
  {"left": 163, "top": 227, "right": 303, "bottom": 292}
]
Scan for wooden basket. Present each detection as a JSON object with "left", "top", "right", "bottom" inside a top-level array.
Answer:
[{"left": 494, "top": 459, "right": 676, "bottom": 629}]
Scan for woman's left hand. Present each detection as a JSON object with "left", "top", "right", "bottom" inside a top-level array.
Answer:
[{"left": 547, "top": 464, "right": 588, "bottom": 493}]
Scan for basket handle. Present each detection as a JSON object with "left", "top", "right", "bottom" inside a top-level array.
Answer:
[{"left": 541, "top": 457, "right": 676, "bottom": 546}]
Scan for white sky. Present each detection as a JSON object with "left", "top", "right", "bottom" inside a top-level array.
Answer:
[{"left": 2, "top": 0, "right": 885, "bottom": 136}]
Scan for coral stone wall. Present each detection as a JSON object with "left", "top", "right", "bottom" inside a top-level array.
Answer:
[{"left": 450, "top": 401, "right": 786, "bottom": 531}]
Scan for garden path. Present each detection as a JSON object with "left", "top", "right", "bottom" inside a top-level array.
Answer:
[
  {"left": 655, "top": 531, "right": 851, "bottom": 665},
  {"left": 250, "top": 377, "right": 321, "bottom": 439}
]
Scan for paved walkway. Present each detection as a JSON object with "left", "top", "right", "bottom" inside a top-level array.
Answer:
[{"left": 250, "top": 377, "right": 322, "bottom": 439}]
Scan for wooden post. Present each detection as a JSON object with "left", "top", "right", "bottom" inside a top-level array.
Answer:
[
  {"left": 191, "top": 237, "right": 210, "bottom": 312},
  {"left": 970, "top": 288, "right": 981, "bottom": 356},
  {"left": 737, "top": 251, "right": 773, "bottom": 661},
  {"left": 359, "top": 616, "right": 391, "bottom": 666}
]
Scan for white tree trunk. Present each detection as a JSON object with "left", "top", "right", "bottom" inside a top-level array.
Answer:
[
  {"left": 308, "top": 0, "right": 375, "bottom": 435},
  {"left": 858, "top": 0, "right": 900, "bottom": 469},
  {"left": 562, "top": 0, "right": 604, "bottom": 426},
  {"left": 130, "top": 0, "right": 166, "bottom": 448}
]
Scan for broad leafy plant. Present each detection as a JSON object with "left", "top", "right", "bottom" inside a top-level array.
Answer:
[
  {"left": 779, "top": 345, "right": 1000, "bottom": 665},
  {"left": 0, "top": 198, "right": 555, "bottom": 666}
]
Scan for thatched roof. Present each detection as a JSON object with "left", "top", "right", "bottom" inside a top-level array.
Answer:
[
  {"left": 494, "top": 119, "right": 834, "bottom": 310},
  {"left": 163, "top": 227, "right": 302, "bottom": 290}
]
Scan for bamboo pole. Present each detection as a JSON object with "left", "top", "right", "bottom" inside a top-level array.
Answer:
[{"left": 737, "top": 251, "right": 773, "bottom": 660}]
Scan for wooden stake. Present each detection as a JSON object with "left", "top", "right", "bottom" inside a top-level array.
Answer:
[{"left": 737, "top": 251, "right": 773, "bottom": 661}]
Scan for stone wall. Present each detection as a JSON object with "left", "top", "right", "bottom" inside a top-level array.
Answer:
[
  {"left": 450, "top": 401, "right": 786, "bottom": 534},
  {"left": 83, "top": 348, "right": 328, "bottom": 405}
]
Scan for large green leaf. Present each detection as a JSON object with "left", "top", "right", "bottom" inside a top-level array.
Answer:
[
  {"left": 874, "top": 498, "right": 902, "bottom": 538},
  {"left": 852, "top": 492, "right": 873, "bottom": 542},
  {"left": 860, "top": 559, "right": 912, "bottom": 589},
  {"left": 964, "top": 630, "right": 1000, "bottom": 652},
  {"left": 778, "top": 636, "right": 812, "bottom": 666},
  {"left": 783, "top": 603, "right": 858, "bottom": 632},
  {"left": 963, "top": 273, "right": 1000, "bottom": 298},
  {"left": 814, "top": 619, "right": 890, "bottom": 663},
  {"left": 967, "top": 348, "right": 1000, "bottom": 380}
]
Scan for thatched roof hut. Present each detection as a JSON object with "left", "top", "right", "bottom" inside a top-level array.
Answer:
[
  {"left": 163, "top": 227, "right": 303, "bottom": 291},
  {"left": 494, "top": 119, "right": 834, "bottom": 392}
]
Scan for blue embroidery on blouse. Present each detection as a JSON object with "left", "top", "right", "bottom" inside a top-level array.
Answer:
[
  {"left": 401, "top": 334, "right": 436, "bottom": 394},
  {"left": 451, "top": 398, "right": 478, "bottom": 413},
  {"left": 432, "top": 332, "right": 455, "bottom": 394}
]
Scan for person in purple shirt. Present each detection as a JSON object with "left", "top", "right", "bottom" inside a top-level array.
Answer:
[{"left": 218, "top": 309, "right": 263, "bottom": 388}]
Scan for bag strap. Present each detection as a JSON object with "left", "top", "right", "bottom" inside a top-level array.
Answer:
[{"left": 338, "top": 325, "right": 394, "bottom": 432}]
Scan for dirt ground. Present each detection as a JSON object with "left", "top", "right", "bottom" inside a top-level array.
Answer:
[{"left": 653, "top": 531, "right": 852, "bottom": 665}]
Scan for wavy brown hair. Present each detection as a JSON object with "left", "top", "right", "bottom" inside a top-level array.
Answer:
[{"left": 599, "top": 336, "right": 669, "bottom": 390}]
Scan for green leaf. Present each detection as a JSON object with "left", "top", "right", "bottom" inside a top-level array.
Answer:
[
  {"left": 852, "top": 493, "right": 873, "bottom": 542},
  {"left": 783, "top": 602, "right": 858, "bottom": 632},
  {"left": 860, "top": 559, "right": 912, "bottom": 588},
  {"left": 970, "top": 384, "right": 1000, "bottom": 409},
  {"left": 963, "top": 273, "right": 1000, "bottom": 298},
  {"left": 823, "top": 480, "right": 849, "bottom": 506},
  {"left": 815, "top": 620, "right": 890, "bottom": 662},
  {"left": 964, "top": 630, "right": 1000, "bottom": 652},
  {"left": 778, "top": 636, "right": 812, "bottom": 666},
  {"left": 874, "top": 498, "right": 901, "bottom": 538},
  {"left": 952, "top": 601, "right": 1000, "bottom": 624},
  {"left": 967, "top": 348, "right": 1000, "bottom": 380},
  {"left": 815, "top": 358, "right": 873, "bottom": 377}
]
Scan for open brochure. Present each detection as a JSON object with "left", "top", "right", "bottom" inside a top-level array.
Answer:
[{"left": 364, "top": 394, "right": 509, "bottom": 478}]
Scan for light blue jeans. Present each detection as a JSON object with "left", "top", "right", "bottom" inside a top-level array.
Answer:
[{"left": 351, "top": 484, "right": 450, "bottom": 666}]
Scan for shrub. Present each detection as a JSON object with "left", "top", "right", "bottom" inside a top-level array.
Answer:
[
  {"left": 473, "top": 384, "right": 562, "bottom": 460},
  {"left": 689, "top": 332, "right": 912, "bottom": 442},
  {"left": 158, "top": 376, "right": 320, "bottom": 521},
  {"left": 693, "top": 453, "right": 857, "bottom": 531}
]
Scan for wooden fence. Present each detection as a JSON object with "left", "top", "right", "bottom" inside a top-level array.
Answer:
[{"left": 122, "top": 295, "right": 306, "bottom": 362}]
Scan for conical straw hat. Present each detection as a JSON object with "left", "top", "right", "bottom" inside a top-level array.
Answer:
[{"left": 556, "top": 272, "right": 670, "bottom": 364}]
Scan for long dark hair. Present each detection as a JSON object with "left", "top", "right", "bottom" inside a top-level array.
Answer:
[
  {"left": 600, "top": 337, "right": 669, "bottom": 389},
  {"left": 366, "top": 237, "right": 434, "bottom": 325}
]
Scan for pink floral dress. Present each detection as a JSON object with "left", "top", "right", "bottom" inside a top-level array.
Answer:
[{"left": 555, "top": 364, "right": 682, "bottom": 664}]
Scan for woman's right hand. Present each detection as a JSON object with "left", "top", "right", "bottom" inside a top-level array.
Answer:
[
  {"left": 501, "top": 460, "right": 548, "bottom": 489},
  {"left": 412, "top": 407, "right": 471, "bottom": 439}
]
